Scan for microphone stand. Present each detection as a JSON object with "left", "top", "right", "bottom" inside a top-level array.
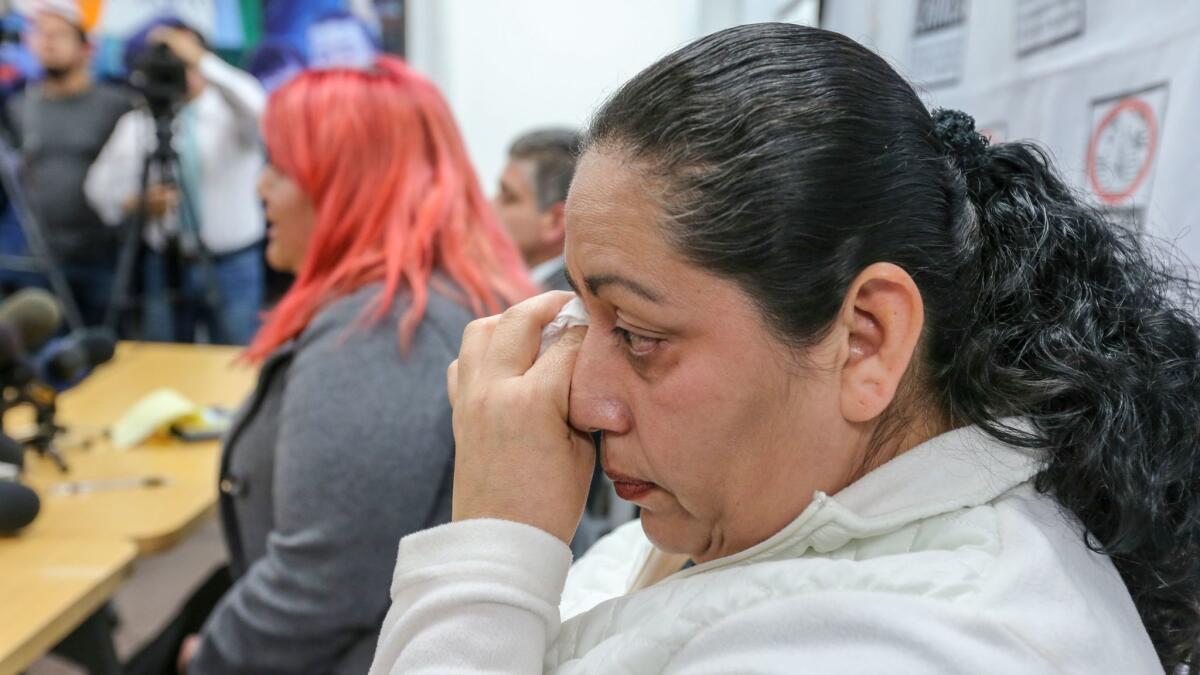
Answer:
[
  {"left": 1, "top": 380, "right": 68, "bottom": 473},
  {"left": 0, "top": 134, "right": 86, "bottom": 331}
]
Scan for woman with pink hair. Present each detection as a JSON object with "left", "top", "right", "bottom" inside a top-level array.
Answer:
[{"left": 128, "top": 56, "right": 533, "bottom": 675}]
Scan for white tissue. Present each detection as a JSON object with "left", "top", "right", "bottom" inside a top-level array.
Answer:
[{"left": 538, "top": 297, "right": 590, "bottom": 357}]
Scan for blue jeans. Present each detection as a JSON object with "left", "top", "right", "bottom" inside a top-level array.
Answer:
[
  {"left": 141, "top": 244, "right": 263, "bottom": 345},
  {"left": 64, "top": 257, "right": 118, "bottom": 328}
]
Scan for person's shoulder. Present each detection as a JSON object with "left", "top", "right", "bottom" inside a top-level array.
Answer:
[
  {"left": 311, "top": 282, "right": 385, "bottom": 323},
  {"left": 7, "top": 88, "right": 28, "bottom": 109},
  {"left": 91, "top": 83, "right": 134, "bottom": 110},
  {"left": 542, "top": 262, "right": 572, "bottom": 293},
  {"left": 419, "top": 279, "right": 481, "bottom": 349},
  {"left": 6, "top": 86, "right": 36, "bottom": 118},
  {"left": 300, "top": 281, "right": 475, "bottom": 356},
  {"left": 298, "top": 283, "right": 390, "bottom": 352},
  {"left": 661, "top": 589, "right": 1061, "bottom": 674}
]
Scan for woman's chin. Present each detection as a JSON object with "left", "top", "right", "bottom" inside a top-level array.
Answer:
[
  {"left": 264, "top": 245, "right": 291, "bottom": 273},
  {"left": 639, "top": 507, "right": 701, "bottom": 558}
]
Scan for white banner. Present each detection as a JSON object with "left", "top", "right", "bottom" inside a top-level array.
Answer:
[
  {"left": 822, "top": 0, "right": 1200, "bottom": 268},
  {"left": 95, "top": 0, "right": 216, "bottom": 39}
]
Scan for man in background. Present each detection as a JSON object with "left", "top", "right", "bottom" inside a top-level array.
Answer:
[
  {"left": 493, "top": 127, "right": 580, "bottom": 292},
  {"left": 495, "top": 126, "right": 623, "bottom": 556},
  {"left": 6, "top": 1, "right": 132, "bottom": 325}
]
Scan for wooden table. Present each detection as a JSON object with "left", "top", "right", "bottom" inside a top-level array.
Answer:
[
  {"left": 0, "top": 342, "right": 256, "bottom": 674},
  {"left": 19, "top": 342, "right": 257, "bottom": 554},
  {"left": 0, "top": 537, "right": 136, "bottom": 675}
]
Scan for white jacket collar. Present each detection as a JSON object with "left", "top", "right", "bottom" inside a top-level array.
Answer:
[{"left": 676, "top": 422, "right": 1043, "bottom": 578}]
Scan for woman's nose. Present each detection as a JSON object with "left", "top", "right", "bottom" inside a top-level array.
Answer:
[{"left": 568, "top": 332, "right": 633, "bottom": 434}]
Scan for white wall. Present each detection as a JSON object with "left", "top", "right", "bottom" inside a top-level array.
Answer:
[
  {"left": 404, "top": 0, "right": 699, "bottom": 193},
  {"left": 405, "top": 0, "right": 817, "bottom": 193}
]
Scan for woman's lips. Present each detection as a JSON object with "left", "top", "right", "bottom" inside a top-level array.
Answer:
[{"left": 606, "top": 471, "right": 657, "bottom": 501}]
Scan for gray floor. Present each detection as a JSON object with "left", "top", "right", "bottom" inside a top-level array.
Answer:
[{"left": 28, "top": 518, "right": 227, "bottom": 674}]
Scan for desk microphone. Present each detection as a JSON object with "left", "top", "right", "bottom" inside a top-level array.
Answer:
[
  {"left": 0, "top": 288, "right": 62, "bottom": 353},
  {"left": 0, "top": 480, "right": 39, "bottom": 533},
  {"left": 35, "top": 329, "right": 117, "bottom": 391}
]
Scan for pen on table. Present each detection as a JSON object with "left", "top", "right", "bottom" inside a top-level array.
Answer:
[{"left": 49, "top": 475, "right": 171, "bottom": 496}]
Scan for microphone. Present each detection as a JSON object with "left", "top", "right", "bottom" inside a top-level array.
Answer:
[
  {"left": 0, "top": 288, "right": 62, "bottom": 353},
  {"left": 34, "top": 328, "right": 117, "bottom": 391},
  {"left": 0, "top": 479, "right": 40, "bottom": 533}
]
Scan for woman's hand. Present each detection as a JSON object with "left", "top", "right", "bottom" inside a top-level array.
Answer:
[
  {"left": 124, "top": 184, "right": 179, "bottom": 219},
  {"left": 447, "top": 291, "right": 594, "bottom": 544}
]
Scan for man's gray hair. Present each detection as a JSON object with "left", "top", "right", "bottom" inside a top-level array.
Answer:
[{"left": 508, "top": 127, "right": 582, "bottom": 211}]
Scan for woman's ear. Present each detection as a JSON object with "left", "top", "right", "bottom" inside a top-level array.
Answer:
[{"left": 836, "top": 263, "right": 925, "bottom": 423}]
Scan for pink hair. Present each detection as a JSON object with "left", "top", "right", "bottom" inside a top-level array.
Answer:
[{"left": 246, "top": 57, "right": 534, "bottom": 360}]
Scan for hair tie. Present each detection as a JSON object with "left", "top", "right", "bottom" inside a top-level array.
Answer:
[{"left": 931, "top": 108, "right": 989, "bottom": 169}]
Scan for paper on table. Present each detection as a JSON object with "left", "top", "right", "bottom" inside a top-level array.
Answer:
[{"left": 110, "top": 388, "right": 204, "bottom": 449}]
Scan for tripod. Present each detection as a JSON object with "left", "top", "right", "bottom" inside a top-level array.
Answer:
[{"left": 105, "top": 108, "right": 226, "bottom": 342}]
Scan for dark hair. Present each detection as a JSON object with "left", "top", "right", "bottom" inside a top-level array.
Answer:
[
  {"left": 587, "top": 22, "right": 1200, "bottom": 670},
  {"left": 122, "top": 17, "right": 208, "bottom": 74},
  {"left": 508, "top": 127, "right": 582, "bottom": 211}
]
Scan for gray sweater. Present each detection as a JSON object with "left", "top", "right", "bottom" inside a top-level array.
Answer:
[
  {"left": 7, "top": 84, "right": 132, "bottom": 260},
  {"left": 191, "top": 282, "right": 474, "bottom": 674}
]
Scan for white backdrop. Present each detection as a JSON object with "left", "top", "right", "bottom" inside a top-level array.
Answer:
[
  {"left": 93, "top": 0, "right": 216, "bottom": 37},
  {"left": 405, "top": 0, "right": 711, "bottom": 195},
  {"left": 823, "top": 0, "right": 1200, "bottom": 268},
  {"left": 404, "top": 0, "right": 818, "bottom": 194}
]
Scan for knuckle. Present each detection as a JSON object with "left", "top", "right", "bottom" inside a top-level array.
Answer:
[
  {"left": 502, "top": 303, "right": 532, "bottom": 325},
  {"left": 464, "top": 383, "right": 495, "bottom": 410},
  {"left": 461, "top": 317, "right": 495, "bottom": 343}
]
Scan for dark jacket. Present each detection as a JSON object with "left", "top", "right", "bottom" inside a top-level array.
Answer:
[
  {"left": 539, "top": 257, "right": 572, "bottom": 293},
  {"left": 191, "top": 281, "right": 474, "bottom": 674}
]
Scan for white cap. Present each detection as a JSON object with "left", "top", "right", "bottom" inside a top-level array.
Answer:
[{"left": 15, "top": 0, "right": 83, "bottom": 26}]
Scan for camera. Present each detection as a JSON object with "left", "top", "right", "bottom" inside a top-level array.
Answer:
[{"left": 129, "top": 42, "right": 189, "bottom": 120}]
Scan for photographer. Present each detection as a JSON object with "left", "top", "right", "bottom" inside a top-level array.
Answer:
[{"left": 85, "top": 18, "right": 265, "bottom": 345}]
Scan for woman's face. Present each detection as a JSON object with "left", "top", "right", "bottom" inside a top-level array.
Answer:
[
  {"left": 258, "top": 163, "right": 317, "bottom": 273},
  {"left": 565, "top": 149, "right": 872, "bottom": 563}
]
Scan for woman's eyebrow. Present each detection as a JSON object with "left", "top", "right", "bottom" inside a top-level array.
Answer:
[{"left": 565, "top": 268, "right": 663, "bottom": 304}]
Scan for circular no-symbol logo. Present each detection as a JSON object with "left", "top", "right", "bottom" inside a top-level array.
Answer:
[{"left": 1086, "top": 96, "right": 1159, "bottom": 205}]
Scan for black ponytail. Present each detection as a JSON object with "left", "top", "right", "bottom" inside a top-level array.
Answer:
[
  {"left": 589, "top": 22, "right": 1200, "bottom": 669},
  {"left": 936, "top": 113, "right": 1200, "bottom": 667}
]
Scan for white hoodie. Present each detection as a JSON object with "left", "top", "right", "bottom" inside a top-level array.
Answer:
[{"left": 368, "top": 424, "right": 1162, "bottom": 674}]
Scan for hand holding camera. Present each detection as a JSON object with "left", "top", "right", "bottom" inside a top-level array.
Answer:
[{"left": 148, "top": 27, "right": 206, "bottom": 68}]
